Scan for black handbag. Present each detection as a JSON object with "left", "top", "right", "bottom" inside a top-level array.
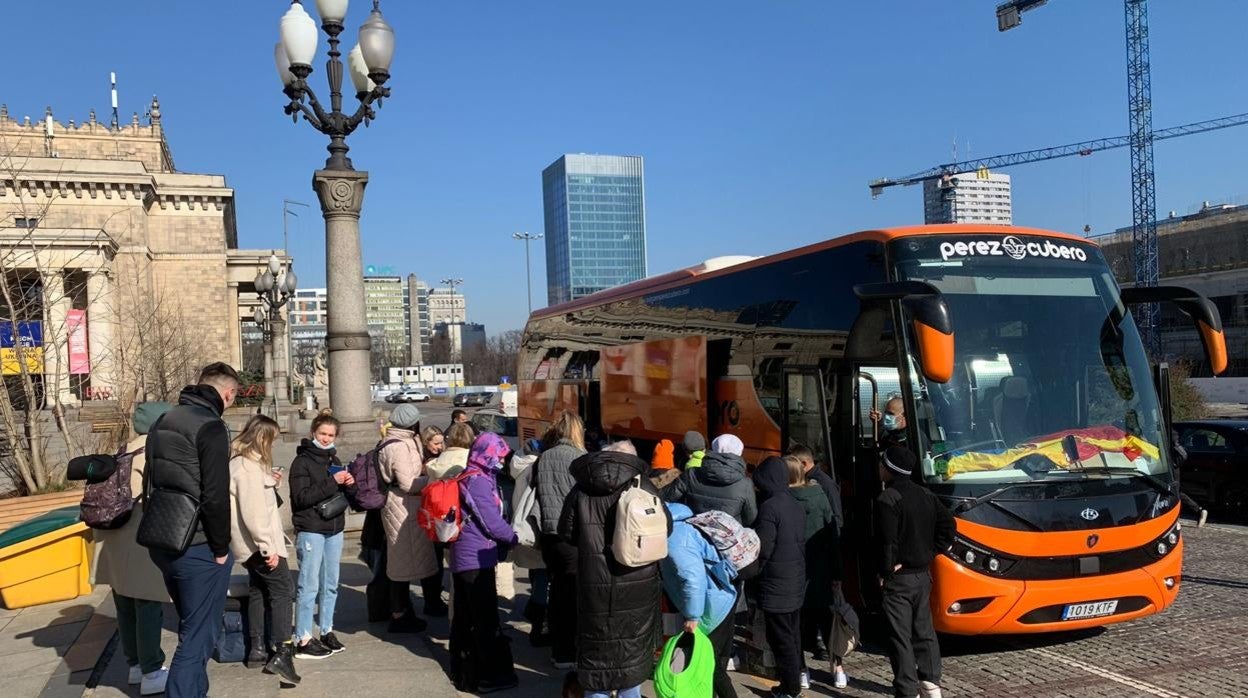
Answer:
[
  {"left": 137, "top": 487, "right": 201, "bottom": 554},
  {"left": 315, "top": 491, "right": 350, "bottom": 520}
]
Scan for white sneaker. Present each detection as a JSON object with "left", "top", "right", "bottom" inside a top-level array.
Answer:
[
  {"left": 1198, "top": 509, "right": 1209, "bottom": 527},
  {"left": 834, "top": 669, "right": 848, "bottom": 689},
  {"left": 127, "top": 665, "right": 142, "bottom": 686},
  {"left": 140, "top": 668, "right": 169, "bottom": 696},
  {"left": 800, "top": 670, "right": 811, "bottom": 689},
  {"left": 920, "top": 679, "right": 943, "bottom": 698},
  {"left": 726, "top": 656, "right": 737, "bottom": 672}
]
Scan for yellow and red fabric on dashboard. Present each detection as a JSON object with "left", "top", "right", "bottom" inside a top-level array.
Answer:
[{"left": 943, "top": 426, "right": 1160, "bottom": 477}]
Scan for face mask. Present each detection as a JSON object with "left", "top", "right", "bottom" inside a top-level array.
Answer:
[
  {"left": 882, "top": 414, "right": 901, "bottom": 432},
  {"left": 318, "top": 441, "right": 336, "bottom": 451}
]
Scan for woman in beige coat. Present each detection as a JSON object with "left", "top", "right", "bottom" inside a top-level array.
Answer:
[
  {"left": 229, "top": 415, "right": 299, "bottom": 684},
  {"left": 93, "top": 402, "right": 171, "bottom": 696},
  {"left": 378, "top": 403, "right": 439, "bottom": 632}
]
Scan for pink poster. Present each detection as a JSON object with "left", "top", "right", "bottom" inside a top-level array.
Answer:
[{"left": 68, "top": 309, "right": 90, "bottom": 375}]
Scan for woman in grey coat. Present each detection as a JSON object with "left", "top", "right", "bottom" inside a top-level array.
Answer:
[{"left": 531, "top": 411, "right": 587, "bottom": 668}]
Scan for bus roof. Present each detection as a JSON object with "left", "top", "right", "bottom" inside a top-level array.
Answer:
[{"left": 531, "top": 224, "right": 1091, "bottom": 321}]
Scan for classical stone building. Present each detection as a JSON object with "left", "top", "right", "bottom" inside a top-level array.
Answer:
[{"left": 0, "top": 99, "right": 293, "bottom": 406}]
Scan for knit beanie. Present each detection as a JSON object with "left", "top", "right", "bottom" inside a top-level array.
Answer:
[
  {"left": 682, "top": 430, "right": 707, "bottom": 453},
  {"left": 651, "top": 439, "right": 675, "bottom": 470},
  {"left": 882, "top": 446, "right": 916, "bottom": 476},
  {"left": 711, "top": 434, "right": 744, "bottom": 456},
  {"left": 391, "top": 404, "right": 422, "bottom": 429},
  {"left": 132, "top": 402, "right": 172, "bottom": 435}
]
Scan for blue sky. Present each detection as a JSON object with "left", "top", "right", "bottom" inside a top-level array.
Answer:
[{"left": 5, "top": 1, "right": 1246, "bottom": 334}]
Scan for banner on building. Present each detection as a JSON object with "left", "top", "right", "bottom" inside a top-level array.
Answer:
[
  {"left": 68, "top": 309, "right": 90, "bottom": 375},
  {"left": 0, "top": 321, "right": 44, "bottom": 376}
]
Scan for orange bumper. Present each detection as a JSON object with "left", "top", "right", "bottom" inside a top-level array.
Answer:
[{"left": 931, "top": 539, "right": 1183, "bottom": 635}]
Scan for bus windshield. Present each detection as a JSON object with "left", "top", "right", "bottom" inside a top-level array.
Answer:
[{"left": 891, "top": 234, "right": 1169, "bottom": 487}]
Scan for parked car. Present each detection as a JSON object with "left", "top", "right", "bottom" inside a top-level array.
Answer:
[
  {"left": 453, "top": 391, "right": 491, "bottom": 407},
  {"left": 1174, "top": 420, "right": 1248, "bottom": 520},
  {"left": 387, "top": 388, "right": 431, "bottom": 403},
  {"left": 470, "top": 408, "right": 520, "bottom": 453}
]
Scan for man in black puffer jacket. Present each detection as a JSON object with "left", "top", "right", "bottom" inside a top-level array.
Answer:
[
  {"left": 143, "top": 362, "right": 240, "bottom": 698},
  {"left": 754, "top": 456, "right": 808, "bottom": 698},
  {"left": 665, "top": 434, "right": 758, "bottom": 526},
  {"left": 559, "top": 443, "right": 672, "bottom": 698}
]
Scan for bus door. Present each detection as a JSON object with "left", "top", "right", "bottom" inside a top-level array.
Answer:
[
  {"left": 780, "top": 366, "right": 833, "bottom": 472},
  {"left": 848, "top": 365, "right": 904, "bottom": 610}
]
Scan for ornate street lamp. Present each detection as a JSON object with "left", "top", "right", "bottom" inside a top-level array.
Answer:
[
  {"left": 275, "top": 0, "right": 395, "bottom": 440},
  {"left": 254, "top": 254, "right": 298, "bottom": 420}
]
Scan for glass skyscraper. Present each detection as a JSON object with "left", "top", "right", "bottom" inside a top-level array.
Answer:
[{"left": 542, "top": 154, "right": 647, "bottom": 305}]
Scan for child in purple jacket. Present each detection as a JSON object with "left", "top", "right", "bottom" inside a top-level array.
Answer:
[{"left": 449, "top": 432, "right": 520, "bottom": 693}]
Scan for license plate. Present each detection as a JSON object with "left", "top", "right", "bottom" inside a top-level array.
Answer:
[{"left": 1061, "top": 600, "right": 1119, "bottom": 620}]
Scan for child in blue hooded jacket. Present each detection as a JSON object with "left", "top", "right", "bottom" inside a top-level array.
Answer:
[{"left": 661, "top": 502, "right": 740, "bottom": 698}]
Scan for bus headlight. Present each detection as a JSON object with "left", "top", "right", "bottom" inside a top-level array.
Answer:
[
  {"left": 947, "top": 537, "right": 1017, "bottom": 576},
  {"left": 1149, "top": 522, "right": 1181, "bottom": 560}
]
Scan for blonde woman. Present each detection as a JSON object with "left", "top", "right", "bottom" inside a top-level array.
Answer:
[
  {"left": 229, "top": 415, "right": 300, "bottom": 685},
  {"left": 422, "top": 425, "right": 446, "bottom": 465},
  {"left": 532, "top": 411, "right": 587, "bottom": 668}
]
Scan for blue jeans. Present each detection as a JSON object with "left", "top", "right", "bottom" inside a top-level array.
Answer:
[
  {"left": 150, "top": 543, "right": 233, "bottom": 698},
  {"left": 586, "top": 688, "right": 641, "bottom": 698},
  {"left": 294, "top": 531, "right": 343, "bottom": 642}
]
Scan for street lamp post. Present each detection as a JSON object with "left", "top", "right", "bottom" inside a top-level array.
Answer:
[
  {"left": 275, "top": 0, "right": 395, "bottom": 441},
  {"left": 439, "top": 277, "right": 464, "bottom": 362},
  {"left": 512, "top": 232, "right": 543, "bottom": 315},
  {"left": 254, "top": 254, "right": 298, "bottom": 421}
]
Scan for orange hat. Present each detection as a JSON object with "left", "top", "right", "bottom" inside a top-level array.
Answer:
[{"left": 651, "top": 439, "right": 676, "bottom": 470}]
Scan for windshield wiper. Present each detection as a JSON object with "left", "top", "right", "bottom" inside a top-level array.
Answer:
[
  {"left": 1075, "top": 466, "right": 1174, "bottom": 498},
  {"left": 955, "top": 481, "right": 1050, "bottom": 515}
]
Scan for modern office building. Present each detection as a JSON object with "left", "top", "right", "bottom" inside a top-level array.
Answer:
[
  {"left": 289, "top": 288, "right": 328, "bottom": 327},
  {"left": 406, "top": 274, "right": 431, "bottom": 365},
  {"left": 364, "top": 276, "right": 409, "bottom": 365},
  {"left": 542, "top": 154, "right": 647, "bottom": 305},
  {"left": 923, "top": 172, "right": 1013, "bottom": 225}
]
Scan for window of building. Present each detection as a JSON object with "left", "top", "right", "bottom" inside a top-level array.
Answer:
[{"left": 13, "top": 217, "right": 38, "bottom": 229}]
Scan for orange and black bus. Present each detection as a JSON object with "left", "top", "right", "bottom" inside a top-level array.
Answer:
[{"left": 518, "top": 224, "right": 1227, "bottom": 634}]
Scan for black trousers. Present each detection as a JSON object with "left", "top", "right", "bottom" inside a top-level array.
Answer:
[
  {"left": 801, "top": 605, "right": 833, "bottom": 665},
  {"left": 763, "top": 609, "right": 803, "bottom": 696},
  {"left": 883, "top": 571, "right": 941, "bottom": 698},
  {"left": 540, "top": 534, "right": 579, "bottom": 662},
  {"left": 707, "top": 612, "right": 739, "bottom": 698},
  {"left": 244, "top": 554, "right": 294, "bottom": 650},
  {"left": 421, "top": 542, "right": 448, "bottom": 610},
  {"left": 450, "top": 568, "right": 512, "bottom": 681}
]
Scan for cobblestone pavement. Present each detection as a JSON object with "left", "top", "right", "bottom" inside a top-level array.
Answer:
[{"left": 489, "top": 520, "right": 1248, "bottom": 697}]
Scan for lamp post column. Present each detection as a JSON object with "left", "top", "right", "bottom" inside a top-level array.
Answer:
[
  {"left": 313, "top": 168, "right": 373, "bottom": 438},
  {"left": 262, "top": 323, "right": 276, "bottom": 418}
]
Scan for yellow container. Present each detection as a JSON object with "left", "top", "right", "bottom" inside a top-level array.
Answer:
[{"left": 0, "top": 506, "right": 93, "bottom": 609}]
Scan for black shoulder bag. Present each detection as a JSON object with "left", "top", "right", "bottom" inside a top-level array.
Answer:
[{"left": 136, "top": 414, "right": 202, "bottom": 554}]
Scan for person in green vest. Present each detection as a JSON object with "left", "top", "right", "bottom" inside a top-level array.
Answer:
[{"left": 682, "top": 431, "right": 706, "bottom": 469}]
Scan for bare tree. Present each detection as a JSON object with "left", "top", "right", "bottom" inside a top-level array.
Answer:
[
  {"left": 463, "top": 330, "right": 522, "bottom": 385},
  {"left": 0, "top": 137, "right": 203, "bottom": 494}
]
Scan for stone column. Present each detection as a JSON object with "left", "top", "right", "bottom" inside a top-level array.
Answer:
[
  {"left": 41, "top": 271, "right": 76, "bottom": 406},
  {"left": 85, "top": 271, "right": 114, "bottom": 397},
  {"left": 271, "top": 312, "right": 292, "bottom": 406},
  {"left": 226, "top": 282, "right": 242, "bottom": 370},
  {"left": 312, "top": 168, "right": 373, "bottom": 442}
]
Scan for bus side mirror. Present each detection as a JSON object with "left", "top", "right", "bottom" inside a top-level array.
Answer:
[
  {"left": 1120, "top": 286, "right": 1228, "bottom": 375},
  {"left": 855, "top": 281, "right": 955, "bottom": 384}
]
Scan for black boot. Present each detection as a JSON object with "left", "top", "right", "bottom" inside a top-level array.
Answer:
[
  {"left": 526, "top": 604, "right": 550, "bottom": 647},
  {"left": 388, "top": 609, "right": 429, "bottom": 634},
  {"left": 263, "top": 642, "right": 302, "bottom": 685},
  {"left": 246, "top": 639, "right": 269, "bottom": 669}
]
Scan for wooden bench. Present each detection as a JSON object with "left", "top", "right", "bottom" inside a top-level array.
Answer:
[
  {"left": 0, "top": 489, "right": 84, "bottom": 533},
  {"left": 90, "top": 419, "right": 127, "bottom": 434}
]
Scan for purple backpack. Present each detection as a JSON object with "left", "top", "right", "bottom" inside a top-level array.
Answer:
[
  {"left": 81, "top": 446, "right": 141, "bottom": 530},
  {"left": 347, "top": 439, "right": 399, "bottom": 512}
]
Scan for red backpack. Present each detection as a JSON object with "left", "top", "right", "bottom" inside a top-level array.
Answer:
[{"left": 418, "top": 472, "right": 472, "bottom": 542}]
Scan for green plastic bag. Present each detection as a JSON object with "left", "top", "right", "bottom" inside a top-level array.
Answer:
[{"left": 653, "top": 628, "right": 715, "bottom": 698}]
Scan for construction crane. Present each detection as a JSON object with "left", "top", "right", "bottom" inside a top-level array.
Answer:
[
  {"left": 875, "top": 0, "right": 1212, "bottom": 353},
  {"left": 869, "top": 112, "right": 1248, "bottom": 196}
]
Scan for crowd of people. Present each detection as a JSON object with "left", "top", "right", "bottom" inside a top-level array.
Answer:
[{"left": 93, "top": 362, "right": 959, "bottom": 698}]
